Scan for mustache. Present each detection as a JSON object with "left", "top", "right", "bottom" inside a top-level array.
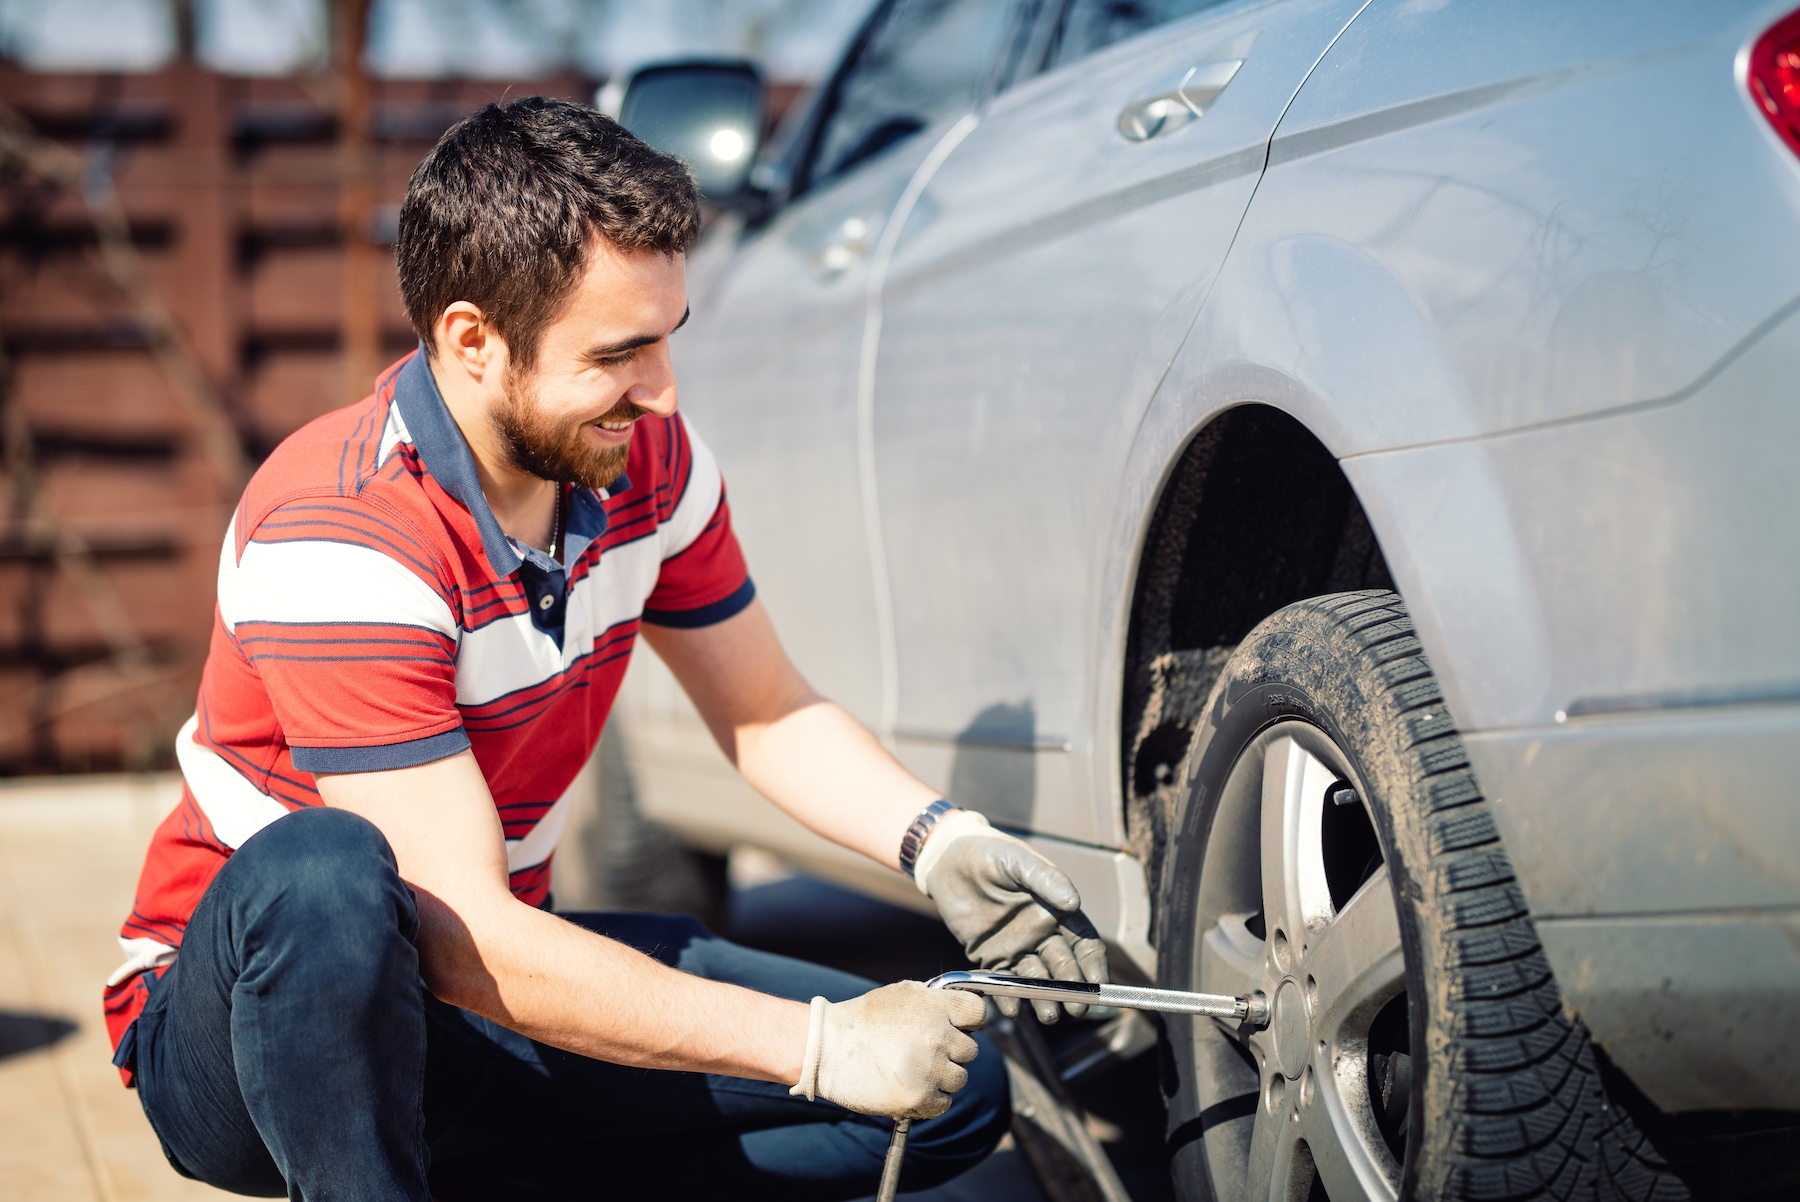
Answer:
[{"left": 592, "top": 398, "right": 649, "bottom": 427}]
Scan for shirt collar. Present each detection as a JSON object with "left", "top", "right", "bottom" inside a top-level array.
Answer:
[
  {"left": 391, "top": 349, "right": 625, "bottom": 579},
  {"left": 393, "top": 350, "right": 523, "bottom": 576}
]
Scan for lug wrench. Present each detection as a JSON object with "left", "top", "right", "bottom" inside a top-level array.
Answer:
[{"left": 874, "top": 972, "right": 1269, "bottom": 1202}]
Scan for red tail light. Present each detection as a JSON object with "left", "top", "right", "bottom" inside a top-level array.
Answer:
[{"left": 1749, "top": 9, "right": 1800, "bottom": 156}]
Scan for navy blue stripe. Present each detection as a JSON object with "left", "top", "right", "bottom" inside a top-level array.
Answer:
[
  {"left": 198, "top": 702, "right": 317, "bottom": 800},
  {"left": 610, "top": 490, "right": 655, "bottom": 513},
  {"left": 261, "top": 502, "right": 429, "bottom": 549},
  {"left": 598, "top": 523, "right": 660, "bottom": 554},
  {"left": 290, "top": 728, "right": 471, "bottom": 774},
  {"left": 234, "top": 619, "right": 449, "bottom": 634},
  {"left": 348, "top": 400, "right": 379, "bottom": 493},
  {"left": 604, "top": 510, "right": 658, "bottom": 538},
  {"left": 641, "top": 578, "right": 755, "bottom": 630},
  {"left": 238, "top": 634, "right": 450, "bottom": 649},
  {"left": 246, "top": 653, "right": 453, "bottom": 664},
  {"left": 272, "top": 499, "right": 421, "bottom": 531}
]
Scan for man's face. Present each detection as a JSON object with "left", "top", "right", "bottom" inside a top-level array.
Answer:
[{"left": 493, "top": 239, "right": 687, "bottom": 490}]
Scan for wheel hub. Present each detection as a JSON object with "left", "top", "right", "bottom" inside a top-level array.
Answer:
[{"left": 1271, "top": 976, "right": 1309, "bottom": 1080}]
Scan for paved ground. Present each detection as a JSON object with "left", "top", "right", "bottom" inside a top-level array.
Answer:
[
  {"left": 0, "top": 774, "right": 226, "bottom": 1201},
  {"left": 0, "top": 774, "right": 1053, "bottom": 1201}
]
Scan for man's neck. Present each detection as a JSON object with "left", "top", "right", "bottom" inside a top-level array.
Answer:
[{"left": 427, "top": 354, "right": 558, "bottom": 553}]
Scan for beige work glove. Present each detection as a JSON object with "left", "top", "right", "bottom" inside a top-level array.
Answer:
[
  {"left": 788, "top": 981, "right": 986, "bottom": 1120},
  {"left": 915, "top": 810, "right": 1110, "bottom": 1024}
]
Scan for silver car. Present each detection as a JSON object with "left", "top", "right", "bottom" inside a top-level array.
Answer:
[{"left": 604, "top": 2, "right": 1800, "bottom": 1198}]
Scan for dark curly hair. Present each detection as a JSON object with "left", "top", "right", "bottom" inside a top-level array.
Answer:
[{"left": 397, "top": 96, "right": 701, "bottom": 369}]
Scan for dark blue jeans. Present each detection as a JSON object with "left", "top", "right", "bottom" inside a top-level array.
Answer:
[{"left": 128, "top": 807, "right": 1009, "bottom": 1201}]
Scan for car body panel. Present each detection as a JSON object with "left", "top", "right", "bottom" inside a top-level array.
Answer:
[
  {"left": 1534, "top": 908, "right": 1800, "bottom": 1111},
  {"left": 1252, "top": 0, "right": 1800, "bottom": 445},
  {"left": 1343, "top": 300, "right": 1800, "bottom": 733},
  {"left": 669, "top": 144, "right": 936, "bottom": 732},
  {"left": 870, "top": 0, "right": 1370, "bottom": 845}
]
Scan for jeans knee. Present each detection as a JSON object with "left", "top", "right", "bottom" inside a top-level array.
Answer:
[
  {"left": 959, "top": 1033, "right": 1011, "bottom": 1145},
  {"left": 225, "top": 806, "right": 416, "bottom": 950}
]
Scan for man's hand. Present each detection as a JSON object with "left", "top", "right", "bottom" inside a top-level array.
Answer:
[
  {"left": 790, "top": 982, "right": 986, "bottom": 1119},
  {"left": 916, "top": 811, "right": 1110, "bottom": 1023}
]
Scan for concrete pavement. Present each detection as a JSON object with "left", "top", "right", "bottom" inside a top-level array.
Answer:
[{"left": 0, "top": 773, "right": 231, "bottom": 1201}]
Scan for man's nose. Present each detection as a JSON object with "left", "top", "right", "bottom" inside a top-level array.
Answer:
[{"left": 625, "top": 348, "right": 679, "bottom": 417}]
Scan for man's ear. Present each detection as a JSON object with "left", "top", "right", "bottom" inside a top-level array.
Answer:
[{"left": 434, "top": 301, "right": 504, "bottom": 383}]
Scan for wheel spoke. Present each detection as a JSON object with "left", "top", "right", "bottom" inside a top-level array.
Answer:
[
  {"left": 1298, "top": 866, "right": 1408, "bottom": 1199},
  {"left": 1307, "top": 865, "right": 1406, "bottom": 1047},
  {"left": 1260, "top": 737, "right": 1339, "bottom": 966},
  {"left": 1244, "top": 1074, "right": 1311, "bottom": 1202},
  {"left": 1300, "top": 1068, "right": 1398, "bottom": 1202},
  {"left": 1201, "top": 912, "right": 1266, "bottom": 1019}
]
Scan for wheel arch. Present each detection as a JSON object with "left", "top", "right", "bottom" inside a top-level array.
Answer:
[{"left": 1114, "top": 401, "right": 1397, "bottom": 930}]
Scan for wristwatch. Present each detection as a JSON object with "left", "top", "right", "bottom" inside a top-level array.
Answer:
[{"left": 899, "top": 798, "right": 957, "bottom": 878}]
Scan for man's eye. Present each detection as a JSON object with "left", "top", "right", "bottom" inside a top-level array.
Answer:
[{"left": 597, "top": 350, "right": 636, "bottom": 368}]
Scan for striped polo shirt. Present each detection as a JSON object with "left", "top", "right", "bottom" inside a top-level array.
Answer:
[{"left": 104, "top": 350, "right": 753, "bottom": 1070}]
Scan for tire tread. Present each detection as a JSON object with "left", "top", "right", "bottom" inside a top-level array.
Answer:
[{"left": 1280, "top": 595, "right": 1680, "bottom": 1201}]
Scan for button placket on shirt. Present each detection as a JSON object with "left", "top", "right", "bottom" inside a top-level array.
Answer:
[{"left": 518, "top": 556, "right": 569, "bottom": 640}]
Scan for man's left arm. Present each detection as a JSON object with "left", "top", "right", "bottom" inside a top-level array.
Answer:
[{"left": 641, "top": 600, "right": 1108, "bottom": 1020}]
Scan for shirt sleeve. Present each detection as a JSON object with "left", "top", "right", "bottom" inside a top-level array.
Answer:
[
  {"left": 641, "top": 415, "right": 756, "bottom": 628},
  {"left": 222, "top": 496, "right": 468, "bottom": 772}
]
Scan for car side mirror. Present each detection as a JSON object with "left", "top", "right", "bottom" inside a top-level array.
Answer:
[{"left": 618, "top": 60, "right": 764, "bottom": 201}]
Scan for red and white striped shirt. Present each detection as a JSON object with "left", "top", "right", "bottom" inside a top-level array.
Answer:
[{"left": 105, "top": 351, "right": 753, "bottom": 1074}]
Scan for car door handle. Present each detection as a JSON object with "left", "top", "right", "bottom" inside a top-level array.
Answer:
[
  {"left": 1116, "top": 59, "right": 1244, "bottom": 142},
  {"left": 811, "top": 214, "right": 877, "bottom": 278}
]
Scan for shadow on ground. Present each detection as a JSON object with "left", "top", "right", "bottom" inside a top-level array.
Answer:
[{"left": 0, "top": 1010, "right": 78, "bottom": 1060}]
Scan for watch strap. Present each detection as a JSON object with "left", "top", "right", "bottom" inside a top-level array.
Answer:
[{"left": 899, "top": 798, "right": 957, "bottom": 879}]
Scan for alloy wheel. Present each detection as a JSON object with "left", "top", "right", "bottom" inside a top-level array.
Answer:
[{"left": 1189, "top": 720, "right": 1408, "bottom": 1202}]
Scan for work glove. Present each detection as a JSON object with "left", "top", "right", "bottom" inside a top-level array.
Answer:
[
  {"left": 789, "top": 980, "right": 986, "bottom": 1119},
  {"left": 914, "top": 809, "right": 1110, "bottom": 1024}
]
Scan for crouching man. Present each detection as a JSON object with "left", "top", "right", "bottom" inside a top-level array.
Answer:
[{"left": 102, "top": 97, "right": 1108, "bottom": 1201}]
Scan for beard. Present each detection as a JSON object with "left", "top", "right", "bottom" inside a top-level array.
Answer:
[{"left": 492, "top": 368, "right": 639, "bottom": 492}]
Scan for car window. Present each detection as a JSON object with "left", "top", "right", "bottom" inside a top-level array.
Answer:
[
  {"left": 809, "top": 0, "right": 1017, "bottom": 189},
  {"left": 1045, "top": 0, "right": 1230, "bottom": 71}
]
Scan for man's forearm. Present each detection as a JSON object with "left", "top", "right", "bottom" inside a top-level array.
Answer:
[
  {"left": 416, "top": 888, "right": 809, "bottom": 1083},
  {"left": 319, "top": 752, "right": 809, "bottom": 1085},
  {"left": 732, "top": 699, "right": 939, "bottom": 871},
  {"left": 642, "top": 606, "right": 940, "bottom": 873}
]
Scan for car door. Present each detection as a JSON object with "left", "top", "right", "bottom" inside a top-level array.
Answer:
[
  {"left": 621, "top": 0, "right": 1026, "bottom": 815},
  {"left": 867, "top": 0, "right": 1371, "bottom": 845}
]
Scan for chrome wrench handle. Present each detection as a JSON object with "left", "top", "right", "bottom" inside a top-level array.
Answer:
[
  {"left": 926, "top": 969, "right": 1269, "bottom": 1026},
  {"left": 876, "top": 1117, "right": 909, "bottom": 1202}
]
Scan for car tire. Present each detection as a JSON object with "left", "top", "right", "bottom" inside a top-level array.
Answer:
[{"left": 1156, "top": 590, "right": 1685, "bottom": 1202}]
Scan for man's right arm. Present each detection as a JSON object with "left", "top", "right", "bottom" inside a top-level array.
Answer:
[{"left": 316, "top": 750, "right": 810, "bottom": 1084}]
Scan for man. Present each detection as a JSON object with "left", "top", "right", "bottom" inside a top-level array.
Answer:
[{"left": 103, "top": 98, "right": 1108, "bottom": 1200}]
